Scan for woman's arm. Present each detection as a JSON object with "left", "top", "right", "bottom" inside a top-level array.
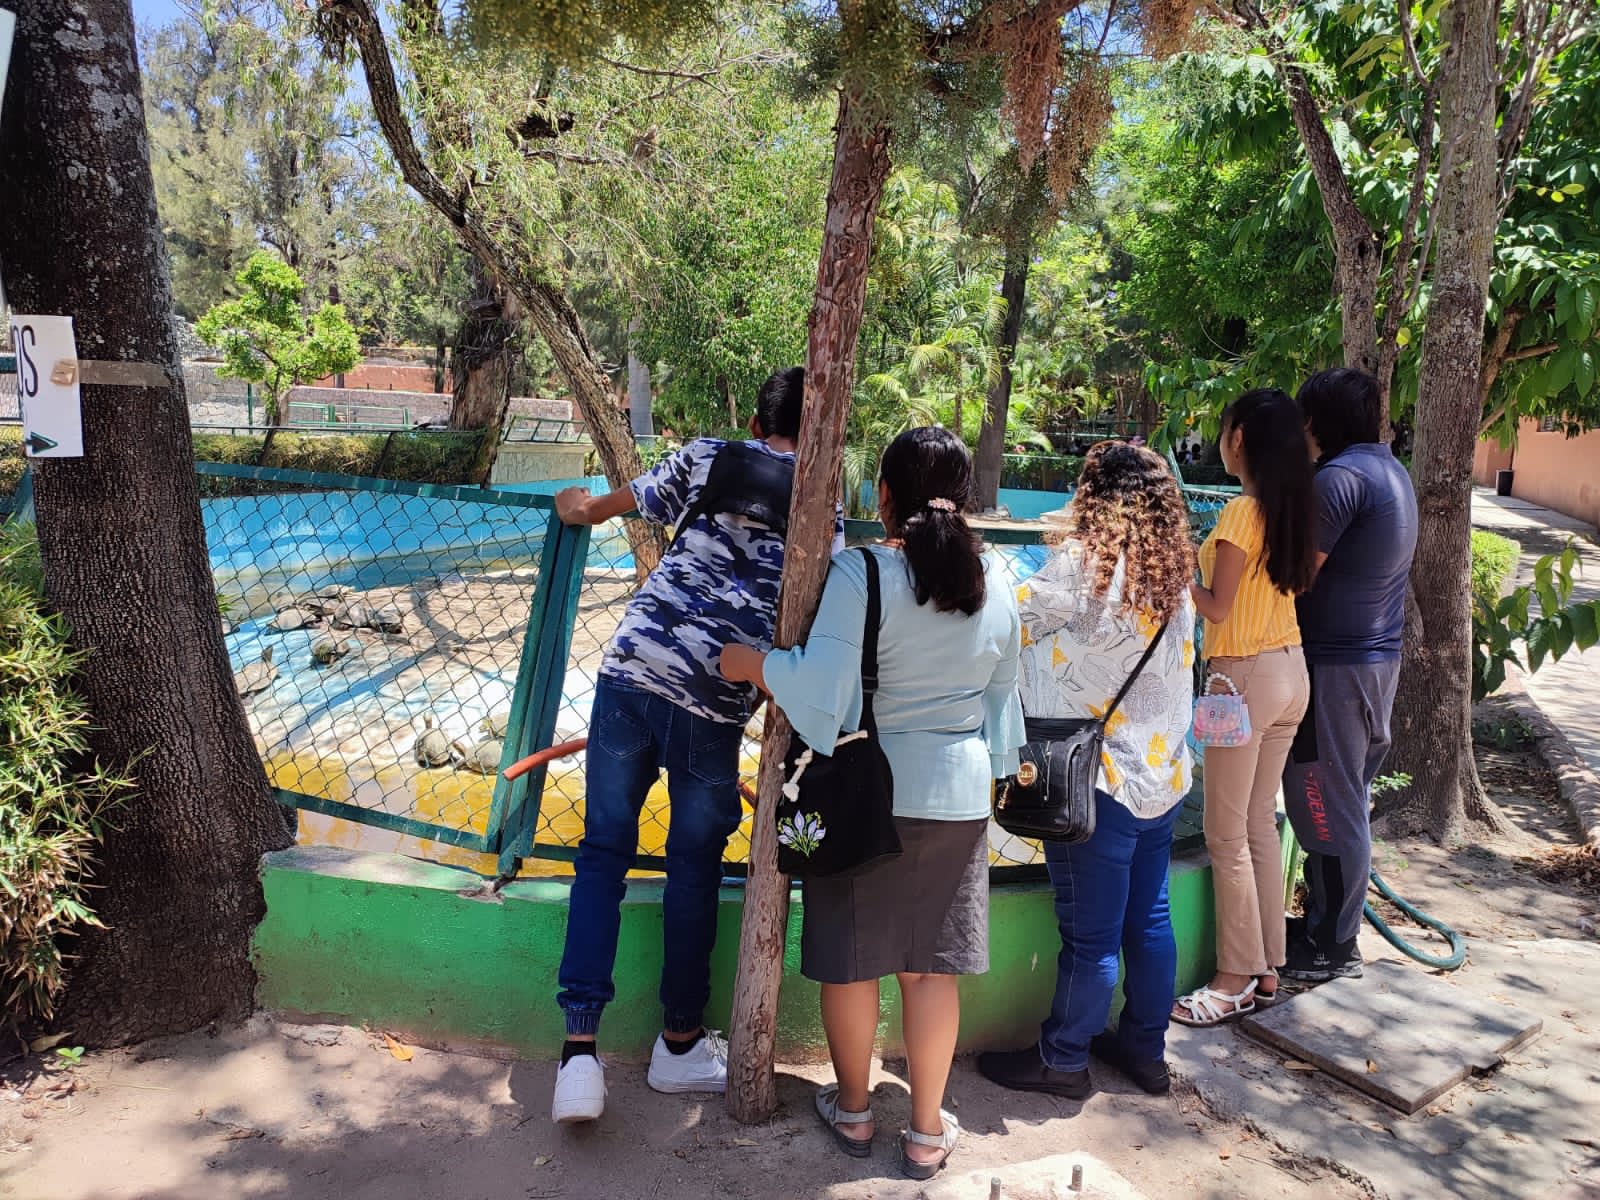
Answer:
[{"left": 1190, "top": 539, "right": 1247, "bottom": 625}]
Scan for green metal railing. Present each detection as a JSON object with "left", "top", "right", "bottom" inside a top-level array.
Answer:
[{"left": 501, "top": 414, "right": 588, "bottom": 444}]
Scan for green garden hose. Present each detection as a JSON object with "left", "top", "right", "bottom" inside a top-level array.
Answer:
[{"left": 1363, "top": 869, "right": 1467, "bottom": 970}]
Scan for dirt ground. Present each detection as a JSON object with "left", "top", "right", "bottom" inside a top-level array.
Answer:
[
  {"left": 0, "top": 1024, "right": 1365, "bottom": 1200},
  {"left": 3, "top": 710, "right": 1596, "bottom": 1200}
]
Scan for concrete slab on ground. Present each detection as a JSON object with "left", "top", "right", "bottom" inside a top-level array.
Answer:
[
  {"left": 1173, "top": 930, "right": 1600, "bottom": 1200},
  {"left": 925, "top": 1153, "right": 1145, "bottom": 1200},
  {"left": 1238, "top": 958, "right": 1542, "bottom": 1113}
]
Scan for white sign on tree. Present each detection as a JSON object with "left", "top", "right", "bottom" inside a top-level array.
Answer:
[{"left": 7, "top": 316, "right": 85, "bottom": 458}]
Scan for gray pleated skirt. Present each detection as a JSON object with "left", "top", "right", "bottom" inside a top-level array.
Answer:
[{"left": 799, "top": 816, "right": 990, "bottom": 984}]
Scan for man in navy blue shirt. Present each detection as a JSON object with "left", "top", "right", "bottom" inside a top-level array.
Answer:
[{"left": 1280, "top": 369, "right": 1418, "bottom": 982}]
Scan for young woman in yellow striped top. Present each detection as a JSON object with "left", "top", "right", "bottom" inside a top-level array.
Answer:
[{"left": 1173, "top": 389, "right": 1318, "bottom": 1026}]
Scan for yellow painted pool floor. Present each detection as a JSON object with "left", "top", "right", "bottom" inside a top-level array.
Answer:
[{"left": 274, "top": 751, "right": 1044, "bottom": 880}]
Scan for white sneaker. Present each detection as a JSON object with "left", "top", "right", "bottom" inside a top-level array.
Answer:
[
  {"left": 646, "top": 1030, "right": 728, "bottom": 1094},
  {"left": 552, "top": 1053, "right": 606, "bottom": 1123}
]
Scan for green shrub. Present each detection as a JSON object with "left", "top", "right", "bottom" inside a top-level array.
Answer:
[
  {"left": 0, "top": 523, "right": 130, "bottom": 1023},
  {"left": 191, "top": 429, "right": 488, "bottom": 495},
  {"left": 1470, "top": 530, "right": 1520, "bottom": 606},
  {"left": 0, "top": 427, "right": 25, "bottom": 506}
]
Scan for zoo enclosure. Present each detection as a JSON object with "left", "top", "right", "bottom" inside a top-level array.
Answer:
[
  {"left": 188, "top": 462, "right": 1230, "bottom": 882},
  {"left": 1, "top": 448, "right": 1230, "bottom": 881}
]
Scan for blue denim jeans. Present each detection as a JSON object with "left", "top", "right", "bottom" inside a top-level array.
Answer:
[
  {"left": 557, "top": 676, "right": 744, "bottom": 1037},
  {"left": 1038, "top": 790, "right": 1181, "bottom": 1072}
]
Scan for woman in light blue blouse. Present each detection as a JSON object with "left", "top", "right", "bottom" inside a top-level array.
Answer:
[{"left": 720, "top": 428, "right": 1024, "bottom": 1181}]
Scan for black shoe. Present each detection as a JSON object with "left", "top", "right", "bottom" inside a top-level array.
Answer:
[
  {"left": 1280, "top": 934, "right": 1363, "bottom": 983},
  {"left": 977, "top": 1047, "right": 1092, "bottom": 1100},
  {"left": 1088, "top": 1033, "right": 1170, "bottom": 1095}
]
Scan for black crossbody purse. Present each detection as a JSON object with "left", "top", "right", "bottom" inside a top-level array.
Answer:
[
  {"left": 774, "top": 548, "right": 901, "bottom": 878},
  {"left": 993, "top": 621, "right": 1169, "bottom": 844}
]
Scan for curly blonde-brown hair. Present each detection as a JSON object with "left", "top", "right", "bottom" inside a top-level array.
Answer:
[{"left": 1058, "top": 441, "right": 1195, "bottom": 625}]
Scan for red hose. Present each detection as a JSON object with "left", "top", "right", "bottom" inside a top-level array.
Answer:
[{"left": 502, "top": 737, "right": 588, "bottom": 781}]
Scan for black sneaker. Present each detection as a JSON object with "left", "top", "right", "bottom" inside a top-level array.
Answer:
[
  {"left": 977, "top": 1046, "right": 1092, "bottom": 1100},
  {"left": 1088, "top": 1033, "right": 1170, "bottom": 1095},
  {"left": 1280, "top": 933, "right": 1363, "bottom": 982}
]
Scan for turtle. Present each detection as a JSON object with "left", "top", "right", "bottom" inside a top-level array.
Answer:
[
  {"left": 452, "top": 738, "right": 504, "bottom": 775},
  {"left": 478, "top": 710, "right": 512, "bottom": 739},
  {"left": 316, "top": 584, "right": 353, "bottom": 600},
  {"left": 233, "top": 646, "right": 278, "bottom": 696},
  {"left": 310, "top": 634, "right": 354, "bottom": 667},
  {"left": 366, "top": 605, "right": 404, "bottom": 634},
  {"left": 413, "top": 715, "right": 454, "bottom": 767},
  {"left": 269, "top": 606, "right": 314, "bottom": 632},
  {"left": 332, "top": 600, "right": 371, "bottom": 630}
]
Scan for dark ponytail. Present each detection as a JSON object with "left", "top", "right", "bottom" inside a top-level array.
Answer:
[
  {"left": 1220, "top": 389, "right": 1318, "bottom": 595},
  {"left": 879, "top": 427, "right": 987, "bottom": 616}
]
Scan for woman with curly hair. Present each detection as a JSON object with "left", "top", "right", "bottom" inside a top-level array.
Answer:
[{"left": 979, "top": 441, "right": 1197, "bottom": 1101}]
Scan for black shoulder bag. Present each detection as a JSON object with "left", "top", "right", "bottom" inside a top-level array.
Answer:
[
  {"left": 993, "top": 621, "right": 1169, "bottom": 844},
  {"left": 774, "top": 548, "right": 901, "bottom": 878}
]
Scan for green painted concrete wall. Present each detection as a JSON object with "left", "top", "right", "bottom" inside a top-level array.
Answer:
[{"left": 254, "top": 833, "right": 1295, "bottom": 1060}]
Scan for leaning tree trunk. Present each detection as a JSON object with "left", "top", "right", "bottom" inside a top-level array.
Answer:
[
  {"left": 1384, "top": 0, "right": 1515, "bottom": 842},
  {"left": 0, "top": 0, "right": 292, "bottom": 1042},
  {"left": 726, "top": 89, "right": 894, "bottom": 1125},
  {"left": 974, "top": 240, "right": 1029, "bottom": 511},
  {"left": 1277, "top": 61, "right": 1382, "bottom": 383},
  {"left": 326, "top": 0, "right": 660, "bottom": 573}
]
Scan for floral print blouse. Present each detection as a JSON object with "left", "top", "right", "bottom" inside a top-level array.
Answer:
[{"left": 1015, "top": 541, "right": 1197, "bottom": 819}]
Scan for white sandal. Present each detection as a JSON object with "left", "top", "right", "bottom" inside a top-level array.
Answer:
[
  {"left": 1171, "top": 979, "right": 1258, "bottom": 1027},
  {"left": 815, "top": 1085, "right": 874, "bottom": 1158},
  {"left": 897, "top": 1109, "right": 959, "bottom": 1180}
]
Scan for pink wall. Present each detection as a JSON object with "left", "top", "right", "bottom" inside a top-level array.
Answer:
[
  {"left": 1474, "top": 419, "right": 1600, "bottom": 529},
  {"left": 314, "top": 364, "right": 450, "bottom": 392}
]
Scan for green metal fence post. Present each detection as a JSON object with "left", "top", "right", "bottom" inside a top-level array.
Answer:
[
  {"left": 488, "top": 519, "right": 590, "bottom": 877},
  {"left": 246, "top": 383, "right": 254, "bottom": 430}
]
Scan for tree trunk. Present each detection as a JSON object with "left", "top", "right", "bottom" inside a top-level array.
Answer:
[
  {"left": 0, "top": 0, "right": 292, "bottom": 1042},
  {"left": 1384, "top": 0, "right": 1516, "bottom": 842},
  {"left": 450, "top": 270, "right": 517, "bottom": 433},
  {"left": 627, "top": 316, "right": 655, "bottom": 439},
  {"left": 974, "top": 241, "right": 1029, "bottom": 511},
  {"left": 450, "top": 264, "right": 520, "bottom": 484},
  {"left": 1277, "top": 61, "right": 1383, "bottom": 382},
  {"left": 726, "top": 89, "right": 893, "bottom": 1124}
]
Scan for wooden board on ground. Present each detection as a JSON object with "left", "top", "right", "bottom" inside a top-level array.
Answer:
[{"left": 1240, "top": 958, "right": 1543, "bottom": 1114}]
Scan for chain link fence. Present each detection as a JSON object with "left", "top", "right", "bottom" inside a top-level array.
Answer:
[
  {"left": 193, "top": 463, "right": 1230, "bottom": 881},
  {"left": 198, "top": 463, "right": 581, "bottom": 875}
]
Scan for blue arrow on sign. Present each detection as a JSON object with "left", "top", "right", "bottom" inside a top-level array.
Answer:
[{"left": 24, "top": 432, "right": 58, "bottom": 454}]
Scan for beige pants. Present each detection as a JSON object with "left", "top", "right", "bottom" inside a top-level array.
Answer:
[{"left": 1202, "top": 646, "right": 1310, "bottom": 977}]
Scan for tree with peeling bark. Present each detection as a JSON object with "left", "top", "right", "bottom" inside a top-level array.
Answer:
[{"left": 0, "top": 0, "right": 293, "bottom": 1043}]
